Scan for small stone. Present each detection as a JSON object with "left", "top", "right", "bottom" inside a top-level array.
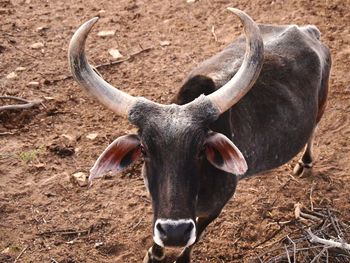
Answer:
[
  {"left": 160, "top": 40, "right": 171, "bottom": 47},
  {"left": 15, "top": 66, "right": 26, "bottom": 71},
  {"left": 94, "top": 242, "right": 103, "bottom": 248},
  {"left": 36, "top": 26, "right": 49, "bottom": 32},
  {"left": 108, "top": 49, "right": 123, "bottom": 59},
  {"left": 33, "top": 163, "right": 45, "bottom": 168},
  {"left": 6, "top": 72, "right": 17, "bottom": 79},
  {"left": 98, "top": 10, "right": 106, "bottom": 15},
  {"left": 30, "top": 42, "right": 44, "bottom": 49},
  {"left": 187, "top": 0, "right": 196, "bottom": 3},
  {"left": 62, "top": 134, "right": 75, "bottom": 141},
  {"left": 1, "top": 247, "right": 10, "bottom": 254},
  {"left": 27, "top": 81, "right": 40, "bottom": 87},
  {"left": 86, "top": 133, "right": 98, "bottom": 140},
  {"left": 97, "top": 30, "right": 115, "bottom": 37},
  {"left": 70, "top": 172, "right": 88, "bottom": 187}
]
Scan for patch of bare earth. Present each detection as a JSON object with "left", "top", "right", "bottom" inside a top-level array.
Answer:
[{"left": 0, "top": 0, "right": 349, "bottom": 262}]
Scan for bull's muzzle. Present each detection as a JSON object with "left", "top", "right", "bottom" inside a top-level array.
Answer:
[{"left": 153, "top": 219, "right": 196, "bottom": 247}]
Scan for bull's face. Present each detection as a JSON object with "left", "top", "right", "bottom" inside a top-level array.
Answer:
[
  {"left": 138, "top": 106, "right": 206, "bottom": 247},
  {"left": 69, "top": 8, "right": 263, "bottom": 248},
  {"left": 88, "top": 97, "right": 248, "bottom": 247}
]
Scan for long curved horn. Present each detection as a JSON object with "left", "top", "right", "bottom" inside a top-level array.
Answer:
[
  {"left": 68, "top": 17, "right": 136, "bottom": 117},
  {"left": 207, "top": 8, "right": 264, "bottom": 114}
]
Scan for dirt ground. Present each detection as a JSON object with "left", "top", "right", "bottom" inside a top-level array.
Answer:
[{"left": 0, "top": 0, "right": 349, "bottom": 262}]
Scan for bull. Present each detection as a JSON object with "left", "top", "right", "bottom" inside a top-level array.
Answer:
[{"left": 68, "top": 8, "right": 331, "bottom": 263}]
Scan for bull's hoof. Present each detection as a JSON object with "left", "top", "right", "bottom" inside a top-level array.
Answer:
[
  {"left": 174, "top": 257, "right": 190, "bottom": 263},
  {"left": 143, "top": 252, "right": 151, "bottom": 263},
  {"left": 293, "top": 162, "right": 312, "bottom": 177},
  {"left": 143, "top": 247, "right": 165, "bottom": 263},
  {"left": 174, "top": 248, "right": 191, "bottom": 263},
  {"left": 143, "top": 253, "right": 162, "bottom": 263}
]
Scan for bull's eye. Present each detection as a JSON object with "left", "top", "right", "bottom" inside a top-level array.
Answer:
[
  {"left": 196, "top": 146, "right": 206, "bottom": 160},
  {"left": 140, "top": 145, "right": 147, "bottom": 156}
]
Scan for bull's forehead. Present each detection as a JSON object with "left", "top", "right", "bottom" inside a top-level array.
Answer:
[
  {"left": 144, "top": 105, "right": 197, "bottom": 133},
  {"left": 128, "top": 95, "right": 220, "bottom": 129}
]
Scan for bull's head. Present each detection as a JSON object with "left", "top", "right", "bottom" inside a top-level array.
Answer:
[{"left": 69, "top": 8, "right": 263, "bottom": 248}]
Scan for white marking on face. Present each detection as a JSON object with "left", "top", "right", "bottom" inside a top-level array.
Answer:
[
  {"left": 141, "top": 165, "right": 149, "bottom": 192},
  {"left": 153, "top": 218, "right": 196, "bottom": 247}
]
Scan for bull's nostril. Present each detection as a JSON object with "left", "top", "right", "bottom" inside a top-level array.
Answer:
[
  {"left": 185, "top": 222, "right": 194, "bottom": 234},
  {"left": 156, "top": 223, "right": 166, "bottom": 236}
]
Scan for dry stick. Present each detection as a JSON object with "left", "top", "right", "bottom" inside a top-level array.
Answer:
[
  {"left": 307, "top": 229, "right": 350, "bottom": 250},
  {"left": 309, "top": 181, "right": 315, "bottom": 211},
  {"left": 286, "top": 235, "right": 297, "bottom": 263},
  {"left": 6, "top": 38, "right": 38, "bottom": 59},
  {"left": 14, "top": 245, "right": 28, "bottom": 263},
  {"left": 131, "top": 217, "right": 144, "bottom": 230},
  {"left": 0, "top": 131, "right": 15, "bottom": 136},
  {"left": 284, "top": 244, "right": 292, "bottom": 263},
  {"left": 37, "top": 228, "right": 90, "bottom": 236},
  {"left": 211, "top": 25, "right": 218, "bottom": 42},
  {"left": 253, "top": 225, "right": 286, "bottom": 249},
  {"left": 0, "top": 96, "right": 41, "bottom": 111},
  {"left": 327, "top": 208, "right": 342, "bottom": 237},
  {"left": 300, "top": 211, "right": 323, "bottom": 222},
  {"left": 94, "top": 46, "right": 154, "bottom": 70},
  {"left": 50, "top": 46, "right": 154, "bottom": 83},
  {"left": 310, "top": 247, "right": 327, "bottom": 263},
  {"left": 302, "top": 207, "right": 326, "bottom": 218}
]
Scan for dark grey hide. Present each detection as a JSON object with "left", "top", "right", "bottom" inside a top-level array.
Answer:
[
  {"left": 139, "top": 24, "right": 330, "bottom": 262},
  {"left": 176, "top": 24, "right": 331, "bottom": 176}
]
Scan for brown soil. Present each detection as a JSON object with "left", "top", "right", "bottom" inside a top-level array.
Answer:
[{"left": 0, "top": 0, "right": 349, "bottom": 262}]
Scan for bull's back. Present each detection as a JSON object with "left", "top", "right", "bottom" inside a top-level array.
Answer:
[
  {"left": 177, "top": 24, "right": 331, "bottom": 177},
  {"left": 229, "top": 25, "right": 331, "bottom": 176}
]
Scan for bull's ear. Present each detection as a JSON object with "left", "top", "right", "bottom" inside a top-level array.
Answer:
[
  {"left": 89, "top": 134, "right": 141, "bottom": 181},
  {"left": 205, "top": 132, "right": 247, "bottom": 176}
]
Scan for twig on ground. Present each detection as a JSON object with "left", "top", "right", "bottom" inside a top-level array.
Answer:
[
  {"left": 286, "top": 235, "right": 297, "bottom": 263},
  {"left": 6, "top": 38, "right": 38, "bottom": 59},
  {"left": 211, "top": 26, "right": 218, "bottom": 42},
  {"left": 94, "top": 46, "right": 154, "bottom": 70},
  {"left": 37, "top": 228, "right": 91, "bottom": 237},
  {"left": 0, "top": 131, "right": 15, "bottom": 136},
  {"left": 284, "top": 244, "right": 292, "bottom": 263},
  {"left": 0, "top": 96, "right": 41, "bottom": 111},
  {"left": 300, "top": 211, "right": 323, "bottom": 222},
  {"left": 288, "top": 174, "right": 300, "bottom": 183},
  {"left": 309, "top": 181, "right": 316, "bottom": 211},
  {"left": 254, "top": 225, "right": 286, "bottom": 248},
  {"left": 50, "top": 258, "right": 59, "bottom": 263},
  {"left": 327, "top": 208, "right": 342, "bottom": 238},
  {"left": 310, "top": 247, "right": 327, "bottom": 263},
  {"left": 131, "top": 217, "right": 143, "bottom": 230},
  {"left": 50, "top": 46, "right": 154, "bottom": 84},
  {"left": 307, "top": 228, "right": 350, "bottom": 250},
  {"left": 14, "top": 245, "right": 28, "bottom": 263}
]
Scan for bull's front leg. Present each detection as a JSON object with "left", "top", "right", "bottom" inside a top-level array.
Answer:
[
  {"left": 143, "top": 243, "right": 165, "bottom": 263},
  {"left": 174, "top": 214, "right": 218, "bottom": 263}
]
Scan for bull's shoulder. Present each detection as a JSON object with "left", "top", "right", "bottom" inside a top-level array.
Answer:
[
  {"left": 258, "top": 24, "right": 320, "bottom": 43},
  {"left": 260, "top": 24, "right": 330, "bottom": 67},
  {"left": 187, "top": 24, "right": 329, "bottom": 89}
]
